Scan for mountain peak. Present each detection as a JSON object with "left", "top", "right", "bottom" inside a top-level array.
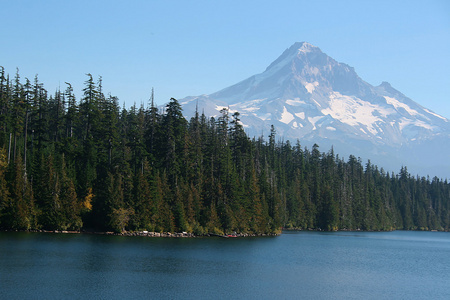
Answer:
[
  {"left": 291, "top": 41, "right": 320, "bottom": 54},
  {"left": 265, "top": 41, "right": 322, "bottom": 72}
]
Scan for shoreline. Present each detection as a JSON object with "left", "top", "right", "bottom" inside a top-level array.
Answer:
[
  {"left": 0, "top": 229, "right": 281, "bottom": 238},
  {"left": 1, "top": 227, "right": 448, "bottom": 238}
]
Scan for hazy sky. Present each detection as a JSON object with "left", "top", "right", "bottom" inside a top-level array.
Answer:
[{"left": 2, "top": 0, "right": 450, "bottom": 118}]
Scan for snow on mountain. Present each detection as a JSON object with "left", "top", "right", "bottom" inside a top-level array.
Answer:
[{"left": 178, "top": 42, "right": 450, "bottom": 178}]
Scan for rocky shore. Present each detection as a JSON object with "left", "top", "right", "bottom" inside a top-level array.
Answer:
[
  {"left": 5, "top": 229, "right": 280, "bottom": 238},
  {"left": 107, "top": 231, "right": 280, "bottom": 238}
]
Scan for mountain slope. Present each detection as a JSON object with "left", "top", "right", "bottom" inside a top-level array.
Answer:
[{"left": 179, "top": 42, "right": 450, "bottom": 178}]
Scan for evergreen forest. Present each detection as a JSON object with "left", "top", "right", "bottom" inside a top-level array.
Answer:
[{"left": 0, "top": 67, "right": 449, "bottom": 234}]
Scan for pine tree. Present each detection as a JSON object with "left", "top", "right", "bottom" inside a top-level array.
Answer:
[
  {"left": 36, "top": 154, "right": 63, "bottom": 230},
  {"left": 59, "top": 155, "right": 82, "bottom": 230},
  {"left": 0, "top": 148, "right": 11, "bottom": 227},
  {"left": 6, "top": 154, "right": 35, "bottom": 230},
  {"left": 131, "top": 158, "right": 153, "bottom": 230},
  {"left": 160, "top": 98, "right": 187, "bottom": 188},
  {"left": 0, "top": 67, "right": 9, "bottom": 147}
]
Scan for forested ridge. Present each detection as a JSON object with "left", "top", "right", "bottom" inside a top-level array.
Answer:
[{"left": 0, "top": 67, "right": 449, "bottom": 234}]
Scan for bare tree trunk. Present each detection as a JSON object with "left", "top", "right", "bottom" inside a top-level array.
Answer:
[
  {"left": 23, "top": 111, "right": 28, "bottom": 174},
  {"left": 7, "top": 132, "right": 11, "bottom": 164}
]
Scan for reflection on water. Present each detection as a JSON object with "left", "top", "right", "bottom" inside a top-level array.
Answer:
[{"left": 0, "top": 231, "right": 449, "bottom": 299}]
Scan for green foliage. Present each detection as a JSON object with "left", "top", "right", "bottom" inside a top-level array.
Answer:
[
  {"left": 0, "top": 68, "right": 449, "bottom": 234},
  {"left": 110, "top": 207, "right": 133, "bottom": 233}
]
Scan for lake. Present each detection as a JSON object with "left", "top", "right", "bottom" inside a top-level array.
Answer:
[{"left": 0, "top": 230, "right": 449, "bottom": 299}]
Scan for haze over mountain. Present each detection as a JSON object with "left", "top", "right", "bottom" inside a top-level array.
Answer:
[{"left": 178, "top": 42, "right": 450, "bottom": 178}]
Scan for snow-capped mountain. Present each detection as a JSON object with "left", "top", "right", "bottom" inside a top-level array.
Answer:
[{"left": 179, "top": 42, "right": 450, "bottom": 178}]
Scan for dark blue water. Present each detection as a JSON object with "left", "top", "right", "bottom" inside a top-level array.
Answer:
[{"left": 1, "top": 231, "right": 449, "bottom": 299}]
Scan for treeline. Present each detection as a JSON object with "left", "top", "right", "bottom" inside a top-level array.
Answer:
[{"left": 0, "top": 67, "right": 449, "bottom": 234}]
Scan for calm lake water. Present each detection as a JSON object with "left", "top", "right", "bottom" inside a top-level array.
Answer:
[{"left": 0, "top": 230, "right": 449, "bottom": 299}]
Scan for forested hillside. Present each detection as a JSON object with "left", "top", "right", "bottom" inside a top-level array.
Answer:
[{"left": 0, "top": 68, "right": 449, "bottom": 234}]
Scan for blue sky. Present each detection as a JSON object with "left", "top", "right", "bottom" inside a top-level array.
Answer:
[{"left": 2, "top": 0, "right": 450, "bottom": 118}]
